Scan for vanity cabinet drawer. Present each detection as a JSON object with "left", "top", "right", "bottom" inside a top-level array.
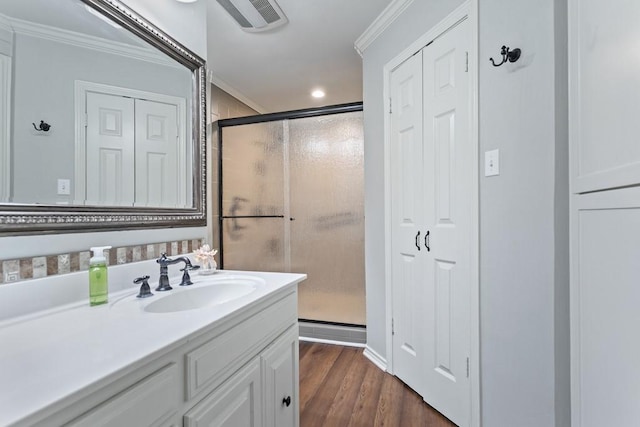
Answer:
[
  {"left": 185, "top": 292, "right": 296, "bottom": 400},
  {"left": 68, "top": 363, "right": 179, "bottom": 427}
]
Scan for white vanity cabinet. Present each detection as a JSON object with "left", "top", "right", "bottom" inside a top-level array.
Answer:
[
  {"left": 261, "top": 325, "right": 299, "bottom": 427},
  {"left": 184, "top": 325, "right": 299, "bottom": 427},
  {"left": 67, "top": 363, "right": 181, "bottom": 427},
  {"left": 184, "top": 358, "right": 263, "bottom": 427},
  {"left": 16, "top": 283, "right": 300, "bottom": 427}
]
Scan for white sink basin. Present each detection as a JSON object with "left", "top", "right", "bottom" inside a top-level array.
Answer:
[
  {"left": 145, "top": 278, "right": 260, "bottom": 313},
  {"left": 112, "top": 275, "right": 264, "bottom": 314}
]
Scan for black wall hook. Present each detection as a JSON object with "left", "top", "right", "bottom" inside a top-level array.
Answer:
[
  {"left": 490, "top": 46, "right": 521, "bottom": 67},
  {"left": 32, "top": 120, "right": 51, "bottom": 132}
]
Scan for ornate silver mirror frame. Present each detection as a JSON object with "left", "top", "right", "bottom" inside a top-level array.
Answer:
[{"left": 0, "top": 0, "right": 206, "bottom": 235}]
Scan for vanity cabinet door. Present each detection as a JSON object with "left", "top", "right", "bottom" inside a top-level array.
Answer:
[
  {"left": 261, "top": 326, "right": 299, "bottom": 427},
  {"left": 184, "top": 357, "right": 263, "bottom": 427}
]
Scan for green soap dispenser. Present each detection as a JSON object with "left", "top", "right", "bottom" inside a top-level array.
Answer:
[{"left": 89, "top": 246, "right": 111, "bottom": 306}]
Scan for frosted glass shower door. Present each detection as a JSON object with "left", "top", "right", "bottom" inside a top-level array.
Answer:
[
  {"left": 220, "top": 110, "right": 365, "bottom": 326},
  {"left": 221, "top": 121, "right": 286, "bottom": 272},
  {"left": 289, "top": 112, "right": 365, "bottom": 325}
]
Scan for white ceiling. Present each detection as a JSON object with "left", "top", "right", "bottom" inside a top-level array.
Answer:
[
  {"left": 0, "top": 0, "right": 148, "bottom": 47},
  {"left": 206, "top": 0, "right": 391, "bottom": 113}
]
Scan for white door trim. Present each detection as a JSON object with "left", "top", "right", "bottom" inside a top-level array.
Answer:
[
  {"left": 0, "top": 54, "right": 11, "bottom": 202},
  {"left": 382, "top": 1, "right": 480, "bottom": 425},
  {"left": 74, "top": 80, "right": 188, "bottom": 205}
]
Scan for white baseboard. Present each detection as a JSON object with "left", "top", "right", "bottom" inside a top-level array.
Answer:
[{"left": 363, "top": 345, "right": 387, "bottom": 371}]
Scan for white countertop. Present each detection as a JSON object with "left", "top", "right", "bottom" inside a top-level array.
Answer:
[{"left": 0, "top": 269, "right": 306, "bottom": 426}]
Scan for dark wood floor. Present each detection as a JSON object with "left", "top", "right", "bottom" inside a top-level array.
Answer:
[{"left": 299, "top": 342, "right": 456, "bottom": 427}]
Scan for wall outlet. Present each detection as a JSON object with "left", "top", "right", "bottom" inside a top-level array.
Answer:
[
  {"left": 485, "top": 149, "right": 500, "bottom": 177},
  {"left": 57, "top": 179, "right": 71, "bottom": 195},
  {"left": 5, "top": 271, "right": 19, "bottom": 283}
]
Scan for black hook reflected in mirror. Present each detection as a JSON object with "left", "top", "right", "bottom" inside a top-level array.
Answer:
[
  {"left": 32, "top": 120, "right": 51, "bottom": 132},
  {"left": 489, "top": 46, "right": 521, "bottom": 67}
]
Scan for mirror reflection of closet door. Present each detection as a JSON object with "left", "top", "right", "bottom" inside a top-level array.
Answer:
[
  {"left": 85, "top": 93, "right": 180, "bottom": 207},
  {"left": 134, "top": 99, "right": 179, "bottom": 208},
  {"left": 85, "top": 92, "right": 135, "bottom": 206}
]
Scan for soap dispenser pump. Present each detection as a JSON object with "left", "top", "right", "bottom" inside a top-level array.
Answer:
[{"left": 89, "top": 246, "right": 111, "bottom": 306}]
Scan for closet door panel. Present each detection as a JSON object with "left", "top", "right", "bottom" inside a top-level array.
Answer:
[
  {"left": 422, "top": 18, "right": 471, "bottom": 427},
  {"left": 389, "top": 52, "right": 425, "bottom": 395}
]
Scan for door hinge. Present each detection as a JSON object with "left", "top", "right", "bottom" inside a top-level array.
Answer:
[
  {"left": 84, "top": 113, "right": 88, "bottom": 128},
  {"left": 465, "top": 51, "right": 469, "bottom": 73},
  {"left": 389, "top": 97, "right": 392, "bottom": 114},
  {"left": 391, "top": 318, "right": 395, "bottom": 335},
  {"left": 466, "top": 357, "right": 470, "bottom": 378}
]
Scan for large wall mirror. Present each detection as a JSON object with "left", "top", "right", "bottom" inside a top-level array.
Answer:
[{"left": 0, "top": 0, "right": 206, "bottom": 234}]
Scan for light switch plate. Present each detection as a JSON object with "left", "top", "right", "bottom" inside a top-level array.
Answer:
[
  {"left": 485, "top": 149, "right": 500, "bottom": 177},
  {"left": 57, "top": 179, "right": 71, "bottom": 195}
]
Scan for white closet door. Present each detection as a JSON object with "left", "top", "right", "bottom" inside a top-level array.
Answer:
[
  {"left": 134, "top": 99, "right": 179, "bottom": 207},
  {"left": 86, "top": 92, "right": 135, "bottom": 206},
  {"left": 390, "top": 51, "right": 425, "bottom": 395},
  {"left": 422, "top": 18, "right": 471, "bottom": 426},
  {"left": 389, "top": 13, "right": 472, "bottom": 426}
]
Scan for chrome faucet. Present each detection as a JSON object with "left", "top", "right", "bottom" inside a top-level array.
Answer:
[{"left": 156, "top": 253, "right": 200, "bottom": 291}]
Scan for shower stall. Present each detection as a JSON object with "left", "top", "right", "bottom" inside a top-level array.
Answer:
[{"left": 218, "top": 103, "right": 365, "bottom": 327}]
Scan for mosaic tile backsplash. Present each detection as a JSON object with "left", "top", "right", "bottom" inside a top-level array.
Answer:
[{"left": 0, "top": 239, "right": 204, "bottom": 285}]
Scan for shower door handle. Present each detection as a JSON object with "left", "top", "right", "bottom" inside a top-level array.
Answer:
[{"left": 415, "top": 231, "right": 421, "bottom": 251}]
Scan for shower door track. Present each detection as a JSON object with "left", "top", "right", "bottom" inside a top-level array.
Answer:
[{"left": 220, "top": 215, "right": 285, "bottom": 219}]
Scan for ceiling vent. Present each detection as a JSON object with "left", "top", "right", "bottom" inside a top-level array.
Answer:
[{"left": 215, "top": 0, "right": 288, "bottom": 32}]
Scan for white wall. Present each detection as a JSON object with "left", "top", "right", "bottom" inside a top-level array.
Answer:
[
  {"left": 362, "top": 0, "right": 569, "bottom": 425},
  {"left": 478, "top": 0, "right": 561, "bottom": 425},
  {"left": 0, "top": 0, "right": 208, "bottom": 256}
]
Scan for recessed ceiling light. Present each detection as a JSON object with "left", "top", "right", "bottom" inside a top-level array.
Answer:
[
  {"left": 311, "top": 89, "right": 325, "bottom": 99},
  {"left": 175, "top": 0, "right": 198, "bottom": 3}
]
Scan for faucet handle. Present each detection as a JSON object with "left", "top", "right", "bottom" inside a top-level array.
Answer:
[
  {"left": 134, "top": 275, "right": 153, "bottom": 298},
  {"left": 156, "top": 253, "right": 170, "bottom": 265},
  {"left": 179, "top": 265, "right": 200, "bottom": 286}
]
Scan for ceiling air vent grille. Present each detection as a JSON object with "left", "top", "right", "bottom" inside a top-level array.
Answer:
[
  {"left": 250, "top": 0, "right": 280, "bottom": 24},
  {"left": 215, "top": 0, "right": 288, "bottom": 32},
  {"left": 216, "top": 0, "right": 253, "bottom": 28}
]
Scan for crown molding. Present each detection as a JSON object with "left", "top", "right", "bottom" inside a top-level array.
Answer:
[
  {"left": 208, "top": 72, "right": 269, "bottom": 114},
  {"left": 0, "top": 15, "right": 11, "bottom": 33},
  {"left": 354, "top": 0, "right": 414, "bottom": 57},
  {"left": 4, "top": 15, "right": 179, "bottom": 69}
]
